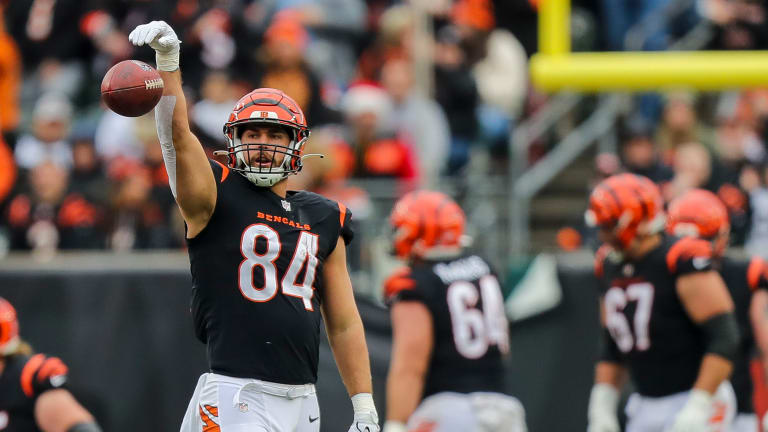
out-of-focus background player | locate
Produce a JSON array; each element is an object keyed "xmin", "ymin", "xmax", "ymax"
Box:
[
  {"xmin": 667, "ymin": 189, "xmax": 768, "ymax": 432},
  {"xmin": 586, "ymin": 173, "xmax": 739, "ymax": 432},
  {"xmin": 0, "ymin": 297, "xmax": 100, "ymax": 432},
  {"xmin": 381, "ymin": 191, "xmax": 526, "ymax": 432}
]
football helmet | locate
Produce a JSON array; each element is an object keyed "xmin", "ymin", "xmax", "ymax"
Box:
[
  {"xmin": 222, "ymin": 88, "xmax": 311, "ymax": 187},
  {"xmin": 389, "ymin": 190, "xmax": 466, "ymax": 259},
  {"xmin": 0, "ymin": 297, "xmax": 20, "ymax": 356},
  {"xmin": 585, "ymin": 173, "xmax": 665, "ymax": 250},
  {"xmin": 667, "ymin": 189, "xmax": 729, "ymax": 240}
]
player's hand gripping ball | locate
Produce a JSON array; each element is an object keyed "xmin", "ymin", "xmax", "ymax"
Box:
[{"xmin": 100, "ymin": 60, "xmax": 164, "ymax": 117}]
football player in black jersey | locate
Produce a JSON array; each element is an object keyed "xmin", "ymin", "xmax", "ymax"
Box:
[
  {"xmin": 381, "ymin": 191, "xmax": 527, "ymax": 432},
  {"xmin": 129, "ymin": 21, "xmax": 379, "ymax": 432},
  {"xmin": 586, "ymin": 174, "xmax": 740, "ymax": 432},
  {"xmin": 0, "ymin": 297, "xmax": 100, "ymax": 432},
  {"xmin": 667, "ymin": 189, "xmax": 768, "ymax": 432}
]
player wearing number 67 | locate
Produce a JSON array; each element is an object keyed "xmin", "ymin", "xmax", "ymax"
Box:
[
  {"xmin": 381, "ymin": 191, "xmax": 527, "ymax": 432},
  {"xmin": 128, "ymin": 21, "xmax": 379, "ymax": 432},
  {"xmin": 586, "ymin": 174, "xmax": 740, "ymax": 432}
]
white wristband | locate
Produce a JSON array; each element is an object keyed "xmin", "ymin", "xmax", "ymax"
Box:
[
  {"xmin": 156, "ymin": 45, "xmax": 180, "ymax": 72},
  {"xmin": 351, "ymin": 393, "xmax": 377, "ymax": 414},
  {"xmin": 588, "ymin": 383, "xmax": 619, "ymax": 419},
  {"xmin": 382, "ymin": 420, "xmax": 407, "ymax": 432}
]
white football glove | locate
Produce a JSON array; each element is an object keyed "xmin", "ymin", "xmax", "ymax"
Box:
[
  {"xmin": 665, "ymin": 389, "xmax": 712, "ymax": 432},
  {"xmin": 128, "ymin": 21, "xmax": 180, "ymax": 71},
  {"xmin": 349, "ymin": 393, "xmax": 380, "ymax": 432},
  {"xmin": 587, "ymin": 383, "xmax": 620, "ymax": 432},
  {"xmin": 762, "ymin": 412, "xmax": 768, "ymax": 432}
]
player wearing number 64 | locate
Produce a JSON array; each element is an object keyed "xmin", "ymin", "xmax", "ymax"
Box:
[
  {"xmin": 128, "ymin": 20, "xmax": 379, "ymax": 432},
  {"xmin": 381, "ymin": 191, "xmax": 528, "ymax": 432},
  {"xmin": 587, "ymin": 174, "xmax": 740, "ymax": 432}
]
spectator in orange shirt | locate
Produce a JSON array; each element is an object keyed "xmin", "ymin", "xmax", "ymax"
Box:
[{"xmin": 0, "ymin": 5, "xmax": 21, "ymax": 147}]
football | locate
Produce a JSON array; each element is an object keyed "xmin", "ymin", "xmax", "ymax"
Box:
[{"xmin": 100, "ymin": 60, "xmax": 164, "ymax": 117}]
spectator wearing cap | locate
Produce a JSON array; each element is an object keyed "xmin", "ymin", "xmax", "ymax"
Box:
[
  {"xmin": 619, "ymin": 116, "xmax": 673, "ymax": 184},
  {"xmin": 381, "ymin": 57, "xmax": 450, "ymax": 185},
  {"xmin": 241, "ymin": 0, "xmax": 367, "ymax": 86},
  {"xmin": 14, "ymin": 93, "xmax": 74, "ymax": 171},
  {"xmin": 252, "ymin": 13, "xmax": 340, "ymax": 127}
]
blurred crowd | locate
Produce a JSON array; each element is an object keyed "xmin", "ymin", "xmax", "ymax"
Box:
[
  {"xmin": 0, "ymin": 0, "xmax": 534, "ymax": 256},
  {"xmin": 1, "ymin": 0, "xmax": 768, "ymax": 257},
  {"xmin": 559, "ymin": 89, "xmax": 768, "ymax": 260}
]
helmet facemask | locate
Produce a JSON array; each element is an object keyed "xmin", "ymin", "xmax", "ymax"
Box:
[{"xmin": 225, "ymin": 121, "xmax": 310, "ymax": 187}]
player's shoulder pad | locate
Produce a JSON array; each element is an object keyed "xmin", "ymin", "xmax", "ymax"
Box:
[
  {"xmin": 19, "ymin": 353, "xmax": 68, "ymax": 398},
  {"xmin": 747, "ymin": 255, "xmax": 768, "ymax": 292},
  {"xmin": 291, "ymin": 191, "xmax": 354, "ymax": 245},
  {"xmin": 383, "ymin": 267, "xmax": 419, "ymax": 304},
  {"xmin": 209, "ymin": 159, "xmax": 231, "ymax": 184},
  {"xmin": 665, "ymin": 236, "xmax": 713, "ymax": 275},
  {"xmin": 594, "ymin": 244, "xmax": 612, "ymax": 279}
]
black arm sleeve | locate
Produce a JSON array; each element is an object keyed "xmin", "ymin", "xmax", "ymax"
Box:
[{"xmin": 699, "ymin": 312, "xmax": 740, "ymax": 362}]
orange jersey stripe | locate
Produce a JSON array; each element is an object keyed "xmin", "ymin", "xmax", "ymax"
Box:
[
  {"xmin": 748, "ymin": 256, "xmax": 766, "ymax": 292},
  {"xmin": 338, "ymin": 202, "xmax": 347, "ymax": 228},
  {"xmin": 666, "ymin": 237, "xmax": 713, "ymax": 274},
  {"xmin": 36, "ymin": 357, "xmax": 67, "ymax": 382},
  {"xmin": 20, "ymin": 354, "xmax": 45, "ymax": 397},
  {"xmin": 213, "ymin": 161, "xmax": 230, "ymax": 183}
]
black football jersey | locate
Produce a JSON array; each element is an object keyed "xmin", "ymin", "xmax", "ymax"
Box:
[
  {"xmin": 0, "ymin": 354, "xmax": 69, "ymax": 432},
  {"xmin": 187, "ymin": 161, "xmax": 353, "ymax": 384},
  {"xmin": 595, "ymin": 235, "xmax": 717, "ymax": 397},
  {"xmin": 718, "ymin": 256, "xmax": 768, "ymax": 414},
  {"xmin": 384, "ymin": 254, "xmax": 510, "ymax": 399}
]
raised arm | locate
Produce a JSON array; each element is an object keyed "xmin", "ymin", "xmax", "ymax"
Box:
[{"xmin": 129, "ymin": 21, "xmax": 216, "ymax": 237}]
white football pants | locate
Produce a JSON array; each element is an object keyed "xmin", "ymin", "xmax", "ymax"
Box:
[
  {"xmin": 731, "ymin": 413, "xmax": 758, "ymax": 432},
  {"xmin": 180, "ymin": 373, "xmax": 320, "ymax": 432},
  {"xmin": 625, "ymin": 381, "xmax": 736, "ymax": 432},
  {"xmin": 407, "ymin": 391, "xmax": 527, "ymax": 432}
]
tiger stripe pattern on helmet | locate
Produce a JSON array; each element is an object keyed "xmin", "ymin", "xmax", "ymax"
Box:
[
  {"xmin": 389, "ymin": 190, "xmax": 466, "ymax": 259},
  {"xmin": 0, "ymin": 297, "xmax": 19, "ymax": 355},
  {"xmin": 667, "ymin": 189, "xmax": 729, "ymax": 240},
  {"xmin": 586, "ymin": 173, "xmax": 665, "ymax": 250}
]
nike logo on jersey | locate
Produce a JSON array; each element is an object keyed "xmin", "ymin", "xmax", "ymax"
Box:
[
  {"xmin": 309, "ymin": 415, "xmax": 319, "ymax": 423},
  {"xmin": 693, "ymin": 257, "xmax": 710, "ymax": 270}
]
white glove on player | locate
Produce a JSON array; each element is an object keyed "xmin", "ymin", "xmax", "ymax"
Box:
[
  {"xmin": 349, "ymin": 393, "xmax": 380, "ymax": 432},
  {"xmin": 587, "ymin": 383, "xmax": 620, "ymax": 432},
  {"xmin": 763, "ymin": 412, "xmax": 768, "ymax": 432},
  {"xmin": 665, "ymin": 389, "xmax": 712, "ymax": 432},
  {"xmin": 128, "ymin": 21, "xmax": 180, "ymax": 71}
]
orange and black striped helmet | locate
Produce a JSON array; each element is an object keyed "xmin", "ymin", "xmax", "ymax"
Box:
[
  {"xmin": 0, "ymin": 297, "xmax": 19, "ymax": 355},
  {"xmin": 585, "ymin": 173, "xmax": 665, "ymax": 250},
  {"xmin": 667, "ymin": 189, "xmax": 729, "ymax": 240},
  {"xmin": 389, "ymin": 190, "xmax": 466, "ymax": 259}
]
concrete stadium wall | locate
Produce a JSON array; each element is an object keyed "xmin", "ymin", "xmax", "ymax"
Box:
[{"xmin": 0, "ymin": 252, "xmax": 602, "ymax": 432}]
